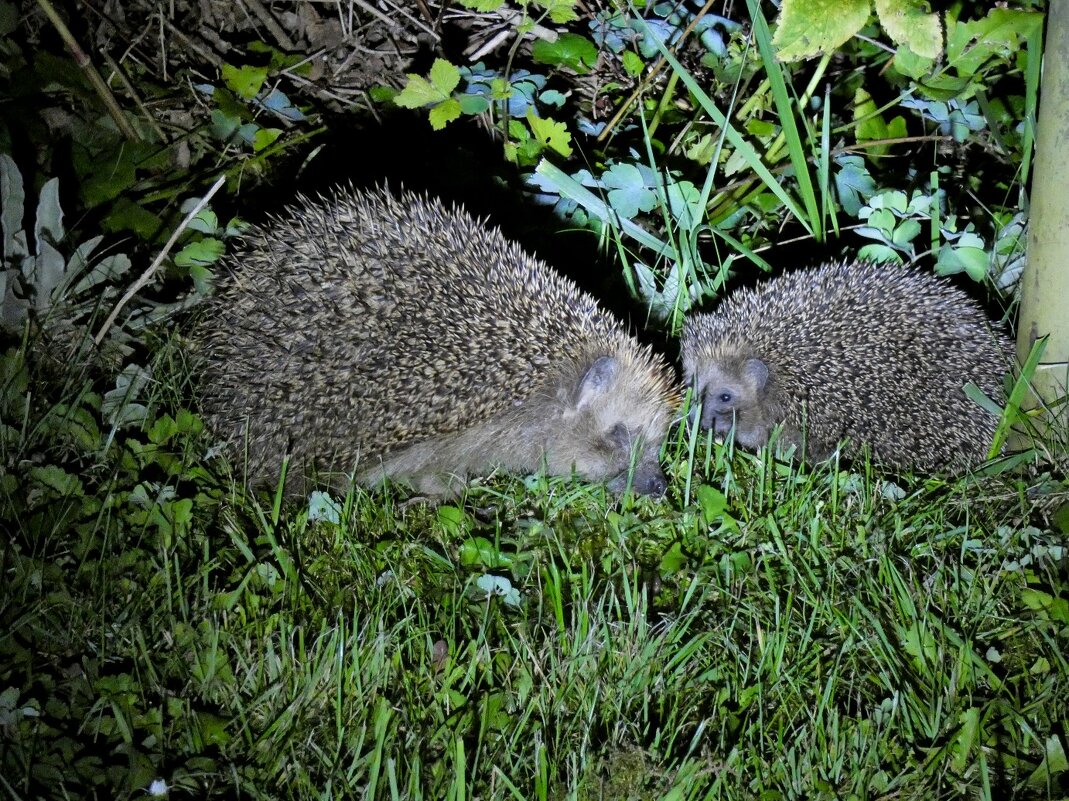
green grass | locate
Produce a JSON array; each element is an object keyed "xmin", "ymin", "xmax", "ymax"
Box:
[{"xmin": 2, "ymin": 345, "xmax": 1067, "ymax": 800}]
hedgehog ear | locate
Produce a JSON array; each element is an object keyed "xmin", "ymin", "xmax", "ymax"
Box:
[
  {"xmin": 574, "ymin": 355, "xmax": 618, "ymax": 410},
  {"xmin": 743, "ymin": 358, "xmax": 769, "ymax": 390}
]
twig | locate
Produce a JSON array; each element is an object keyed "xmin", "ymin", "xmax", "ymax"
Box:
[
  {"xmin": 35, "ymin": 0, "xmax": 140, "ymax": 141},
  {"xmin": 101, "ymin": 51, "xmax": 169, "ymax": 143},
  {"xmin": 242, "ymin": 0, "xmax": 298, "ymax": 51},
  {"xmin": 94, "ymin": 175, "xmax": 227, "ymax": 346},
  {"xmin": 374, "ymin": 0, "xmax": 438, "ymax": 39}
]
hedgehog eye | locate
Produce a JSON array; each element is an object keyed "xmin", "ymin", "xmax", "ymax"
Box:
[
  {"xmin": 606, "ymin": 422, "xmax": 631, "ymax": 449},
  {"xmin": 717, "ymin": 391, "xmax": 734, "ymax": 404}
]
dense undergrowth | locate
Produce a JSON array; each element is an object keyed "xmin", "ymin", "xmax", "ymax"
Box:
[{"xmin": 2, "ymin": 0, "xmax": 1068, "ymax": 798}]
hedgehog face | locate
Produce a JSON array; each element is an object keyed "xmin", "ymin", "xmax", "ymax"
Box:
[
  {"xmin": 689, "ymin": 357, "xmax": 775, "ymax": 449},
  {"xmin": 544, "ymin": 355, "xmax": 671, "ymax": 495}
]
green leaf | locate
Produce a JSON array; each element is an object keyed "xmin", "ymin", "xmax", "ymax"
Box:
[
  {"xmin": 695, "ymin": 485, "xmax": 729, "ymax": 525},
  {"xmin": 893, "ymin": 45, "xmax": 935, "ymax": 80},
  {"xmin": 875, "ymin": 0, "xmax": 942, "ymax": 60},
  {"xmin": 773, "ymin": 0, "xmax": 871, "ymax": 61},
  {"xmin": 621, "ymin": 51, "xmax": 644, "ymax": 77},
  {"xmin": 0, "ymin": 2, "xmax": 17, "ymax": 36},
  {"xmin": 602, "ymin": 162, "xmax": 656, "ymax": 218},
  {"xmin": 936, "ymin": 245, "xmax": 988, "ymax": 279},
  {"xmin": 537, "ymin": 0, "xmax": 579, "ymax": 24},
  {"xmin": 531, "ymin": 33, "xmax": 597, "ymax": 73},
  {"xmin": 1053, "ymin": 501, "xmax": 1069, "ymax": 535},
  {"xmin": 102, "ymin": 199, "xmax": 163, "ymax": 239},
  {"xmin": 395, "ymin": 60, "xmax": 462, "ymax": 127},
  {"xmin": 252, "ymin": 128, "xmax": 282, "ymax": 152},
  {"xmin": 891, "ymin": 218, "xmax": 921, "ymax": 246},
  {"xmin": 221, "ymin": 63, "xmax": 269, "ymax": 100},
  {"xmin": 659, "ymin": 541, "xmax": 686, "ymax": 574},
  {"xmin": 175, "ymin": 238, "xmax": 225, "ymax": 268},
  {"xmin": 1020, "ymin": 589, "xmax": 1069, "ymax": 624},
  {"xmin": 428, "ymin": 98, "xmax": 463, "ymax": 130},
  {"xmin": 946, "ymin": 9, "xmax": 1043, "ymax": 78},
  {"xmin": 395, "ymin": 76, "xmax": 449, "ymax": 109},
  {"xmin": 429, "ymin": 58, "xmax": 461, "ymax": 95},
  {"xmin": 859, "ymin": 243, "xmax": 902, "ymax": 263},
  {"xmin": 187, "ymin": 209, "xmax": 219, "ymax": 235},
  {"xmin": 1028, "ymin": 735, "xmax": 1069, "ymax": 787},
  {"xmin": 437, "ymin": 505, "xmax": 472, "ymax": 537},
  {"xmin": 457, "ymin": 0, "xmax": 504, "ymax": 10},
  {"xmin": 854, "ymin": 87, "xmax": 908, "ymax": 156},
  {"xmin": 459, "ymin": 537, "xmax": 512, "ymax": 569},
  {"xmin": 458, "ymin": 94, "xmax": 490, "ymax": 115},
  {"xmin": 475, "ymin": 574, "xmax": 522, "ymax": 607},
  {"xmin": 30, "ymin": 465, "xmax": 84, "ymax": 497},
  {"xmin": 209, "ymin": 108, "xmax": 241, "ymax": 141},
  {"xmin": 525, "ymin": 110, "xmax": 572, "ymax": 157},
  {"xmin": 949, "ymin": 707, "xmax": 980, "ymax": 775}
]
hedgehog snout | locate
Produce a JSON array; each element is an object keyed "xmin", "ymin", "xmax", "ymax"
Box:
[{"xmin": 607, "ymin": 464, "xmax": 668, "ymax": 496}]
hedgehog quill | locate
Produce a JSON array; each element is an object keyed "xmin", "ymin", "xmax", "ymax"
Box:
[
  {"xmin": 192, "ymin": 186, "xmax": 681, "ymax": 497},
  {"xmin": 682, "ymin": 260, "xmax": 1014, "ymax": 471}
]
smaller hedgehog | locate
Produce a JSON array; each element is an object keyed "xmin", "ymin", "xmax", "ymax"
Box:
[
  {"xmin": 681, "ymin": 261, "xmax": 1013, "ymax": 471},
  {"xmin": 192, "ymin": 186, "xmax": 681, "ymax": 497}
]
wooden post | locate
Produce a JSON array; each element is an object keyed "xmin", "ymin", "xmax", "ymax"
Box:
[{"xmin": 1020, "ymin": 2, "xmax": 1069, "ymax": 441}]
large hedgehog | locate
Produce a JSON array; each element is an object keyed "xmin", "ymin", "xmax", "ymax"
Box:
[
  {"xmin": 192, "ymin": 186, "xmax": 680, "ymax": 496},
  {"xmin": 681, "ymin": 260, "xmax": 1014, "ymax": 471}
]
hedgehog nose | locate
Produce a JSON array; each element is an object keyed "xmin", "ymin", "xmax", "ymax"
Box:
[{"xmin": 634, "ymin": 469, "xmax": 668, "ymax": 497}]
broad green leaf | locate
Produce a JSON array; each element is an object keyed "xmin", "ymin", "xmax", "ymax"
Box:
[
  {"xmin": 429, "ymin": 58, "xmax": 461, "ymax": 95},
  {"xmin": 457, "ymin": 0, "xmax": 504, "ymax": 10},
  {"xmin": 0, "ymin": 1, "xmax": 17, "ymax": 36},
  {"xmin": 526, "ymin": 110, "xmax": 572, "ymax": 157},
  {"xmin": 187, "ymin": 209, "xmax": 219, "ymax": 235},
  {"xmin": 429, "ymin": 98, "xmax": 463, "ymax": 130},
  {"xmin": 175, "ymin": 238, "xmax": 225, "ymax": 268},
  {"xmin": 221, "ymin": 63, "xmax": 269, "ymax": 100},
  {"xmin": 395, "ymin": 75, "xmax": 449, "ymax": 108},
  {"xmin": 854, "ymin": 87, "xmax": 908, "ymax": 156},
  {"xmin": 252, "ymin": 127, "xmax": 282, "ymax": 152},
  {"xmin": 30, "ymin": 465, "xmax": 83, "ymax": 497},
  {"xmin": 659, "ymin": 542, "xmax": 686, "ymax": 574},
  {"xmin": 621, "ymin": 51, "xmax": 644, "ymax": 77},
  {"xmin": 209, "ymin": 108, "xmax": 241, "ymax": 141},
  {"xmin": 537, "ymin": 0, "xmax": 579, "ymax": 24},
  {"xmin": 101, "ymin": 199, "xmax": 163, "ymax": 239},
  {"xmin": 773, "ymin": 0, "xmax": 870, "ymax": 61},
  {"xmin": 1021, "ymin": 588, "xmax": 1069, "ymax": 624},
  {"xmin": 531, "ymin": 33, "xmax": 597, "ymax": 73},
  {"xmin": 875, "ymin": 0, "xmax": 942, "ymax": 59},
  {"xmin": 893, "ymin": 45, "xmax": 935, "ymax": 79},
  {"xmin": 1028, "ymin": 735, "xmax": 1069, "ymax": 787},
  {"xmin": 459, "ymin": 537, "xmax": 512, "ymax": 569},
  {"xmin": 458, "ymin": 94, "xmax": 490, "ymax": 115},
  {"xmin": 695, "ymin": 485, "xmax": 729, "ymax": 526},
  {"xmin": 437, "ymin": 505, "xmax": 472, "ymax": 537},
  {"xmin": 0, "ymin": 153, "xmax": 27, "ymax": 262},
  {"xmin": 891, "ymin": 219, "xmax": 921, "ymax": 246},
  {"xmin": 34, "ymin": 177, "xmax": 63, "ymax": 247},
  {"xmin": 602, "ymin": 162, "xmax": 656, "ymax": 218},
  {"xmin": 946, "ymin": 9, "xmax": 1043, "ymax": 78},
  {"xmin": 949, "ymin": 707, "xmax": 980, "ymax": 775}
]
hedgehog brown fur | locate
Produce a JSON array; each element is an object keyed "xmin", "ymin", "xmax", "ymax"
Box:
[
  {"xmin": 191, "ymin": 186, "xmax": 681, "ymax": 496},
  {"xmin": 681, "ymin": 260, "xmax": 1014, "ymax": 471}
]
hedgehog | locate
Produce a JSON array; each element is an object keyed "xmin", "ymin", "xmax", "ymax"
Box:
[
  {"xmin": 191, "ymin": 186, "xmax": 681, "ymax": 497},
  {"xmin": 681, "ymin": 260, "xmax": 1014, "ymax": 471}
]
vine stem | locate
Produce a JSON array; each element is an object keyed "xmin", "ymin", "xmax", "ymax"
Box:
[{"xmin": 35, "ymin": 0, "xmax": 139, "ymax": 141}]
